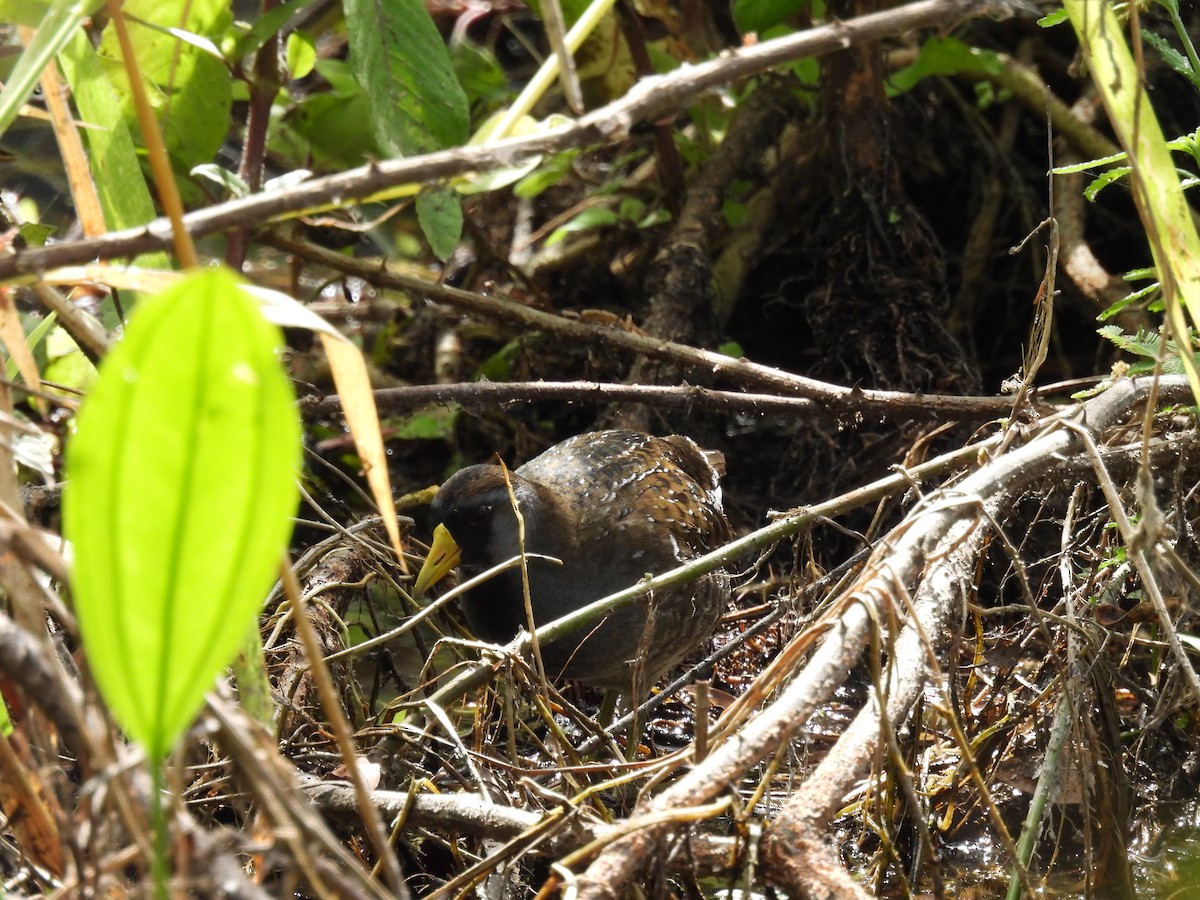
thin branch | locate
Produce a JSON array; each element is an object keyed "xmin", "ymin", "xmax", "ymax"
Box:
[{"xmin": 279, "ymin": 233, "xmax": 1020, "ymax": 421}]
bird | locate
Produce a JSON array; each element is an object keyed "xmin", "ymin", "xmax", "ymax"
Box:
[{"xmin": 413, "ymin": 430, "xmax": 733, "ymax": 690}]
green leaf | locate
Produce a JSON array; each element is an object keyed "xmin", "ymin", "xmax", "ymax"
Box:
[
  {"xmin": 43, "ymin": 326, "xmax": 97, "ymax": 394},
  {"xmin": 1098, "ymin": 281, "xmax": 1160, "ymax": 321},
  {"xmin": 477, "ymin": 338, "xmax": 528, "ymax": 381},
  {"xmin": 394, "ymin": 407, "xmax": 457, "ymax": 440},
  {"xmin": 618, "ymin": 197, "xmax": 646, "ymax": 221},
  {"xmin": 733, "ymin": 0, "xmax": 808, "ymax": 36},
  {"xmin": 887, "ymin": 37, "xmax": 1002, "ymax": 95},
  {"xmin": 1037, "ymin": 8, "xmax": 1069, "ymax": 26},
  {"xmin": 416, "ymin": 187, "xmax": 463, "ymax": 262},
  {"xmin": 17, "ymin": 223, "xmax": 55, "ymax": 247},
  {"xmin": 277, "ymin": 62, "xmax": 378, "ymax": 167},
  {"xmin": 1051, "ymin": 152, "xmax": 1129, "ymax": 173},
  {"xmin": 285, "ymin": 29, "xmax": 316, "ymax": 80},
  {"xmin": 0, "ymin": 0, "xmax": 53, "ymax": 28},
  {"xmin": 1083, "ymin": 166, "xmax": 1132, "ymax": 201},
  {"xmin": 511, "ymin": 149, "xmax": 578, "ymax": 198},
  {"xmin": 637, "ymin": 209, "xmax": 671, "ymax": 229},
  {"xmin": 546, "ymin": 207, "xmax": 620, "ymax": 246},
  {"xmin": 97, "ymin": 0, "xmax": 234, "ymax": 172},
  {"xmin": 0, "ymin": 0, "xmax": 102, "ymax": 137},
  {"xmin": 1143, "ymin": 29, "xmax": 1200, "ymax": 93},
  {"xmin": 64, "ymin": 268, "xmax": 300, "ymax": 761},
  {"xmin": 59, "ymin": 30, "xmax": 169, "ymax": 272},
  {"xmin": 229, "ymin": 0, "xmax": 316, "ymax": 59},
  {"xmin": 6, "ymin": 312, "xmax": 58, "ymax": 383},
  {"xmin": 342, "ymin": 0, "xmax": 469, "ymax": 157},
  {"xmin": 723, "ymin": 199, "xmax": 749, "ymax": 228},
  {"xmin": 190, "ymin": 163, "xmax": 249, "ymax": 198},
  {"xmin": 1097, "ymin": 325, "xmax": 1162, "ymax": 359}
]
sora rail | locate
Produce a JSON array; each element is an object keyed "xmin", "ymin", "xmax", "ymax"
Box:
[{"xmin": 413, "ymin": 430, "xmax": 733, "ymax": 689}]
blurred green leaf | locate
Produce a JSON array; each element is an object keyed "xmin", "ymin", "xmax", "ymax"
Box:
[
  {"xmin": 59, "ymin": 30, "xmax": 161, "ymax": 242},
  {"xmin": 416, "ymin": 187, "xmax": 463, "ymax": 262},
  {"xmin": 478, "ymin": 338, "xmax": 528, "ymax": 381},
  {"xmin": 97, "ymin": 0, "xmax": 234, "ymax": 173},
  {"xmin": 888, "ymin": 37, "xmax": 1001, "ymax": 95},
  {"xmin": 229, "ymin": 0, "xmax": 315, "ymax": 58},
  {"xmin": 512, "ymin": 150, "xmax": 577, "ymax": 198},
  {"xmin": 191, "ymin": 163, "xmax": 249, "ymax": 199},
  {"xmin": 546, "ymin": 207, "xmax": 619, "ymax": 246},
  {"xmin": 277, "ymin": 62, "xmax": 379, "ymax": 167},
  {"xmin": 618, "ymin": 197, "xmax": 645, "ymax": 221},
  {"xmin": 64, "ymin": 268, "xmax": 300, "ymax": 761},
  {"xmin": 285, "ymin": 29, "xmax": 316, "ymax": 80},
  {"xmin": 394, "ymin": 407, "xmax": 457, "ymax": 440},
  {"xmin": 733, "ymin": 0, "xmax": 808, "ymax": 36},
  {"xmin": 0, "ymin": 0, "xmax": 101, "ymax": 136},
  {"xmin": 43, "ymin": 327, "xmax": 97, "ymax": 395},
  {"xmin": 17, "ymin": 223, "xmax": 54, "ymax": 246}
]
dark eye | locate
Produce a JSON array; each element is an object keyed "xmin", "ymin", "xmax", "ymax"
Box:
[{"xmin": 458, "ymin": 503, "xmax": 492, "ymax": 528}]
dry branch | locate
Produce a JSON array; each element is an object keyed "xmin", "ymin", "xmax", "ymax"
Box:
[{"xmin": 276, "ymin": 233, "xmax": 1019, "ymax": 422}]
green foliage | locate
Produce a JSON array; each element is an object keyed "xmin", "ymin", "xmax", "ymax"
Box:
[
  {"xmin": 16, "ymin": 222, "xmax": 54, "ymax": 246},
  {"xmin": 0, "ymin": 0, "xmax": 101, "ymax": 136},
  {"xmin": 1065, "ymin": 0, "xmax": 1200, "ymax": 403},
  {"xmin": 96, "ymin": 0, "xmax": 233, "ymax": 173},
  {"xmin": 227, "ymin": 0, "xmax": 314, "ymax": 60},
  {"xmin": 43, "ymin": 326, "xmax": 97, "ymax": 394},
  {"xmin": 1147, "ymin": 0, "xmax": 1200, "ymax": 94},
  {"xmin": 887, "ymin": 36, "xmax": 1002, "ymax": 95},
  {"xmin": 64, "ymin": 268, "xmax": 301, "ymax": 761},
  {"xmin": 1097, "ymin": 326, "xmax": 1165, "ymax": 362},
  {"xmin": 513, "ymin": 150, "xmax": 581, "ymax": 199},
  {"xmin": 57, "ymin": 30, "xmax": 161, "ymax": 238},
  {"xmin": 394, "ymin": 406, "xmax": 458, "ymax": 440},
  {"xmin": 1052, "ymin": 131, "xmax": 1200, "ymax": 203},
  {"xmin": 276, "ymin": 60, "xmax": 379, "ymax": 167},
  {"xmin": 733, "ymin": 0, "xmax": 810, "ymax": 37},
  {"xmin": 450, "ymin": 41, "xmax": 511, "ymax": 118},
  {"xmin": 546, "ymin": 207, "xmax": 621, "ymax": 246},
  {"xmin": 342, "ymin": 0, "xmax": 470, "ymax": 253},
  {"xmin": 285, "ymin": 30, "xmax": 316, "ymax": 80},
  {"xmin": 416, "ymin": 187, "xmax": 465, "ymax": 262},
  {"xmin": 343, "ymin": 0, "xmax": 469, "ymax": 156},
  {"xmin": 1036, "ymin": 8, "xmax": 1069, "ymax": 27},
  {"xmin": 1095, "ymin": 325, "xmax": 1200, "ymax": 378},
  {"xmin": 1143, "ymin": 30, "xmax": 1200, "ymax": 92},
  {"xmin": 545, "ymin": 198, "xmax": 669, "ymax": 246},
  {"xmin": 478, "ymin": 338, "xmax": 530, "ymax": 381}
]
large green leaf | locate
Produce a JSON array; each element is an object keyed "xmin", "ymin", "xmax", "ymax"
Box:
[
  {"xmin": 96, "ymin": 0, "xmax": 233, "ymax": 172},
  {"xmin": 64, "ymin": 268, "xmax": 300, "ymax": 761},
  {"xmin": 342, "ymin": 0, "xmax": 469, "ymax": 157}
]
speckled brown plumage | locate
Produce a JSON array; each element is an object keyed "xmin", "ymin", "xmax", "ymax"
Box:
[{"xmin": 424, "ymin": 430, "xmax": 733, "ymax": 689}]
